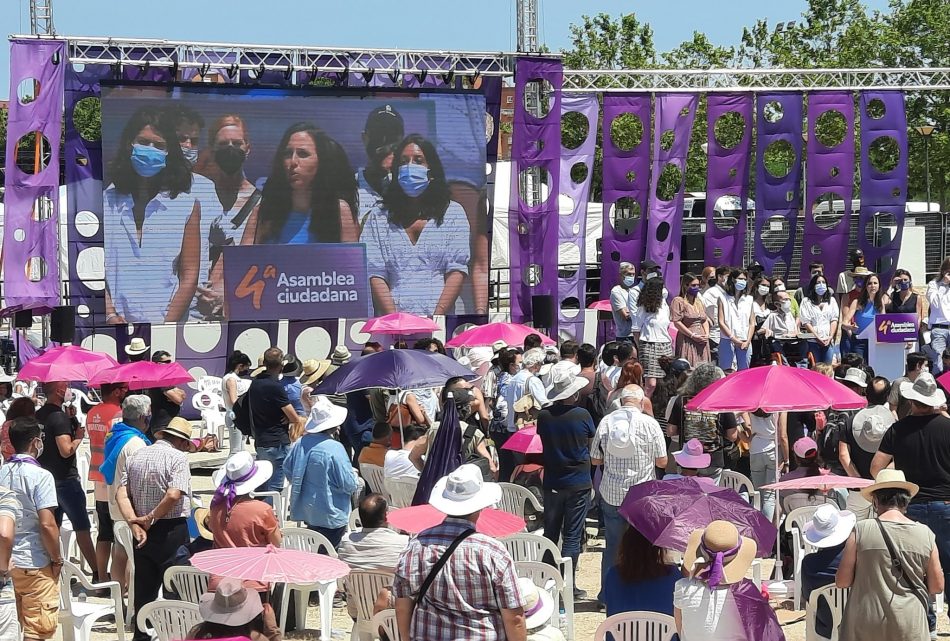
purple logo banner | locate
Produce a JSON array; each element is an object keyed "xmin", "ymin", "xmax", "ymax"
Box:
[
  {"xmin": 223, "ymin": 244, "xmax": 370, "ymax": 321},
  {"xmin": 875, "ymin": 313, "xmax": 918, "ymax": 343}
]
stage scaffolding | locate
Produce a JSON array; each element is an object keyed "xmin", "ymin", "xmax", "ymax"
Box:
[{"xmin": 11, "ymin": 35, "xmax": 950, "ymax": 93}]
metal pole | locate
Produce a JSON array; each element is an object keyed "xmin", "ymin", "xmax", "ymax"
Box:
[{"xmin": 925, "ymin": 135, "xmax": 932, "ymax": 210}]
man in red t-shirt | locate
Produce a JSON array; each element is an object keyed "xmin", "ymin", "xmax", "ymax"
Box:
[{"xmin": 86, "ymin": 382, "xmax": 128, "ymax": 583}]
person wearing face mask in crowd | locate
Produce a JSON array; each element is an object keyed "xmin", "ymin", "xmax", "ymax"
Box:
[
  {"xmin": 717, "ymin": 269, "xmax": 755, "ymax": 372},
  {"xmin": 842, "ymin": 274, "xmax": 889, "ymax": 361},
  {"xmin": 764, "ymin": 288, "xmax": 804, "ymax": 365},
  {"xmin": 770, "ymin": 278, "xmax": 798, "ymax": 317},
  {"xmin": 925, "ymin": 257, "xmax": 950, "ymax": 375},
  {"xmin": 360, "ymin": 134, "xmax": 471, "ymax": 316},
  {"xmin": 356, "ymin": 105, "xmax": 405, "ymax": 225},
  {"xmin": 170, "ymin": 106, "xmax": 204, "ymax": 170},
  {"xmin": 800, "ymin": 273, "xmax": 840, "ymax": 364},
  {"xmin": 103, "ymin": 106, "xmax": 201, "ymax": 325},
  {"xmin": 702, "ymin": 265, "xmax": 731, "ymax": 364},
  {"xmin": 194, "ymin": 115, "xmax": 263, "ymax": 319},
  {"xmin": 750, "ymin": 277, "xmax": 774, "ymax": 366},
  {"xmin": 627, "ymin": 259, "xmax": 666, "ymax": 343},
  {"xmin": 887, "ymin": 269, "xmax": 924, "ymax": 325},
  {"xmin": 671, "ymin": 273, "xmax": 710, "ymax": 368},
  {"xmin": 795, "ymin": 261, "xmax": 824, "ymax": 305},
  {"xmin": 836, "ymin": 249, "xmax": 867, "ymax": 300},
  {"xmin": 610, "ymin": 262, "xmax": 637, "ymax": 342}
]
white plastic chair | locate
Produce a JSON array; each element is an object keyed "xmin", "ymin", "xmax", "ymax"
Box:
[
  {"xmin": 349, "ymin": 508, "xmax": 362, "ymax": 532},
  {"xmin": 59, "ymin": 560, "xmax": 126, "ymax": 641},
  {"xmin": 720, "ymin": 470, "xmax": 762, "ymax": 511},
  {"xmin": 369, "ymin": 608, "xmax": 402, "ymax": 641},
  {"xmin": 785, "ymin": 505, "xmax": 822, "ymax": 610},
  {"xmin": 343, "ymin": 570, "xmax": 395, "ymax": 641},
  {"xmin": 502, "ymin": 534, "xmax": 575, "ymax": 641},
  {"xmin": 162, "ymin": 566, "xmax": 210, "ymax": 604},
  {"xmin": 805, "ymin": 584, "xmax": 849, "ymax": 641},
  {"xmin": 594, "ymin": 611, "xmax": 677, "ymax": 641},
  {"xmin": 386, "ymin": 477, "xmax": 418, "ymax": 508},
  {"xmin": 136, "ymin": 599, "xmax": 202, "ymax": 641},
  {"xmin": 113, "ymin": 521, "xmax": 137, "ymax": 626},
  {"xmin": 498, "ymin": 482, "xmax": 543, "ymax": 523},
  {"xmin": 278, "ymin": 527, "xmax": 339, "ymax": 634},
  {"xmin": 515, "ymin": 561, "xmax": 565, "ymax": 634},
  {"xmin": 360, "ymin": 463, "xmax": 388, "ymax": 499}
]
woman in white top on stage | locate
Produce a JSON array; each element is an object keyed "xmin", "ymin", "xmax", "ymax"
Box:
[
  {"xmin": 103, "ymin": 105, "xmax": 201, "ymax": 325},
  {"xmin": 360, "ymin": 134, "xmax": 470, "ymax": 316}
]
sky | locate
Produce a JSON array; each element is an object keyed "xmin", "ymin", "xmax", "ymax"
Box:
[{"xmin": 3, "ymin": 0, "xmax": 893, "ymax": 99}]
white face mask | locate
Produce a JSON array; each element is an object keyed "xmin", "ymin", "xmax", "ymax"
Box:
[
  {"xmin": 757, "ymin": 285, "xmax": 771, "ymax": 296},
  {"xmin": 781, "ymin": 300, "xmax": 792, "ymax": 312},
  {"xmin": 33, "ymin": 438, "xmax": 44, "ymax": 458}
]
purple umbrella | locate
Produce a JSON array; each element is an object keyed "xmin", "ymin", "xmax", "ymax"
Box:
[
  {"xmin": 619, "ymin": 478, "xmax": 778, "ymax": 558},
  {"xmin": 313, "ymin": 349, "xmax": 476, "ymax": 394},
  {"xmin": 411, "ymin": 394, "xmax": 462, "ymax": 506}
]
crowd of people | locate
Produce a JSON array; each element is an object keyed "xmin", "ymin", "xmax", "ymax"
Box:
[{"xmin": 1, "ymin": 254, "xmax": 950, "ymax": 640}]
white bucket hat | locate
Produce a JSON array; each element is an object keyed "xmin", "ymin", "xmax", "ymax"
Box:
[
  {"xmin": 542, "ymin": 360, "xmax": 580, "ymax": 390},
  {"xmin": 125, "ymin": 337, "xmax": 150, "ymax": 356},
  {"xmin": 900, "ymin": 373, "xmax": 946, "ymax": 407},
  {"xmin": 304, "ymin": 395, "xmax": 348, "ymax": 434},
  {"xmin": 837, "ymin": 367, "xmax": 867, "ymax": 388},
  {"xmin": 605, "ymin": 408, "xmax": 640, "ymax": 458},
  {"xmin": 429, "ymin": 463, "xmax": 502, "ymax": 516},
  {"xmin": 851, "ymin": 405, "xmax": 894, "ymax": 453},
  {"xmin": 212, "ymin": 451, "xmax": 273, "ymax": 497},
  {"xmin": 517, "ymin": 577, "xmax": 555, "ymax": 630},
  {"xmin": 803, "ymin": 505, "xmax": 856, "ymax": 548}
]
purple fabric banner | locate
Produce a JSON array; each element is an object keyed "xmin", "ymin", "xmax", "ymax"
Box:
[
  {"xmin": 556, "ymin": 93, "xmax": 598, "ymax": 340},
  {"xmin": 647, "ymin": 94, "xmax": 697, "ymax": 293},
  {"xmin": 222, "ymin": 244, "xmax": 371, "ymax": 321},
  {"xmin": 753, "ymin": 93, "xmax": 804, "ymax": 279},
  {"xmin": 508, "ymin": 57, "xmax": 562, "ymax": 324},
  {"xmin": 706, "ymin": 94, "xmax": 753, "ymax": 268},
  {"xmin": 801, "ymin": 92, "xmax": 855, "ymax": 286},
  {"xmin": 65, "ymin": 63, "xmax": 112, "ymax": 328},
  {"xmin": 3, "ymin": 40, "xmax": 65, "ymax": 311},
  {"xmin": 858, "ymin": 92, "xmax": 907, "ymax": 281},
  {"xmin": 287, "ymin": 319, "xmax": 339, "ymax": 361},
  {"xmin": 600, "ymin": 94, "xmax": 651, "ymax": 299}
]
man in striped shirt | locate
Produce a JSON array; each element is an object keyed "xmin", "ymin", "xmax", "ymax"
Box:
[
  {"xmin": 591, "ymin": 384, "xmax": 667, "ymax": 606},
  {"xmin": 393, "ymin": 464, "xmax": 526, "ymax": 641}
]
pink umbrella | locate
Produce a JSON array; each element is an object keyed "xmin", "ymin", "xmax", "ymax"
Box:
[
  {"xmin": 501, "ymin": 425, "xmax": 542, "ymax": 454},
  {"xmin": 387, "ymin": 505, "xmax": 526, "ymax": 537},
  {"xmin": 445, "ymin": 322, "xmax": 555, "ymax": 348},
  {"xmin": 363, "ymin": 312, "xmax": 440, "ymax": 335},
  {"xmin": 685, "ymin": 365, "xmax": 867, "ymax": 413},
  {"xmin": 588, "ymin": 299, "xmax": 612, "ymax": 312},
  {"xmin": 89, "ymin": 361, "xmax": 194, "ymax": 390},
  {"xmin": 18, "ymin": 345, "xmax": 119, "ymax": 383},
  {"xmin": 762, "ymin": 473, "xmax": 874, "ymax": 491},
  {"xmin": 190, "ymin": 545, "xmax": 350, "ymax": 584}
]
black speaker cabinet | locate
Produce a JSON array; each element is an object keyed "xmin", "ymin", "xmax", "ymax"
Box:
[
  {"xmin": 50, "ymin": 306, "xmax": 76, "ymax": 344},
  {"xmin": 531, "ymin": 294, "xmax": 555, "ymax": 329}
]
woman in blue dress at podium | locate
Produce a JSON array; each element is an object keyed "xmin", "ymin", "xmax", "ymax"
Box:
[{"xmin": 842, "ymin": 274, "xmax": 889, "ymax": 360}]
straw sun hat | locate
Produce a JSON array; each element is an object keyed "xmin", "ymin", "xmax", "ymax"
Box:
[{"xmin": 683, "ymin": 520, "xmax": 757, "ymax": 586}]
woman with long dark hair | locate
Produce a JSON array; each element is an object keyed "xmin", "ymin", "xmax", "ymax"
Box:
[
  {"xmin": 603, "ymin": 524, "xmax": 680, "ymax": 617},
  {"xmin": 360, "ymin": 134, "xmax": 471, "ymax": 316},
  {"xmin": 633, "ymin": 278, "xmax": 673, "ymax": 398},
  {"xmin": 842, "ymin": 273, "xmax": 889, "ymax": 361},
  {"xmin": 717, "ymin": 269, "xmax": 755, "ymax": 372},
  {"xmin": 799, "ymin": 273, "xmax": 840, "ymax": 364},
  {"xmin": 671, "ymin": 272, "xmax": 710, "ymax": 367},
  {"xmin": 243, "ymin": 122, "xmax": 358, "ymax": 245},
  {"xmin": 103, "ymin": 105, "xmax": 201, "ymax": 324},
  {"xmin": 887, "ymin": 268, "xmax": 924, "ymax": 325}
]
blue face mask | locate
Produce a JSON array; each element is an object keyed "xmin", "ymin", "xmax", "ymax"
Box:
[
  {"xmin": 899, "ymin": 281, "xmax": 911, "ymax": 291},
  {"xmin": 815, "ymin": 283, "xmax": 828, "ymax": 296},
  {"xmin": 734, "ymin": 279, "xmax": 747, "ymax": 292},
  {"xmin": 623, "ymin": 276, "xmax": 636, "ymax": 287},
  {"xmin": 398, "ymin": 163, "xmax": 430, "ymax": 197},
  {"xmin": 854, "ymin": 278, "xmax": 866, "ymax": 289},
  {"xmin": 131, "ymin": 144, "xmax": 168, "ymax": 178}
]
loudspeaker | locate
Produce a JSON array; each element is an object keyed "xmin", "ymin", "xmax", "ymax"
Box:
[
  {"xmin": 50, "ymin": 306, "xmax": 76, "ymax": 344},
  {"xmin": 531, "ymin": 294, "xmax": 555, "ymax": 329},
  {"xmin": 13, "ymin": 311, "xmax": 32, "ymax": 329},
  {"xmin": 683, "ymin": 233, "xmax": 704, "ymax": 262}
]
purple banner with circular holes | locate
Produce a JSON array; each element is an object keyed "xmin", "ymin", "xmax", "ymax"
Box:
[
  {"xmin": 600, "ymin": 94, "xmax": 652, "ymax": 299},
  {"xmin": 647, "ymin": 94, "xmax": 697, "ymax": 294},
  {"xmin": 858, "ymin": 92, "xmax": 907, "ymax": 282},
  {"xmin": 3, "ymin": 39, "xmax": 66, "ymax": 312},
  {"xmin": 508, "ymin": 57, "xmax": 562, "ymax": 324},
  {"xmin": 556, "ymin": 93, "xmax": 597, "ymax": 340},
  {"xmin": 801, "ymin": 92, "xmax": 855, "ymax": 286},
  {"xmin": 706, "ymin": 94, "xmax": 753, "ymax": 269},
  {"xmin": 753, "ymin": 93, "xmax": 804, "ymax": 280}
]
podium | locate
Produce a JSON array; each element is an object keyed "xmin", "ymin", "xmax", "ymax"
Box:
[{"xmin": 858, "ymin": 313, "xmax": 918, "ymax": 380}]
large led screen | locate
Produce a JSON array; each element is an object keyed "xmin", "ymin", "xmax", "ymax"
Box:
[{"xmin": 100, "ymin": 83, "xmax": 490, "ymax": 323}]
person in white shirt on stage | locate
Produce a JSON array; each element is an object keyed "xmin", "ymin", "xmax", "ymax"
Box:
[
  {"xmin": 610, "ymin": 262, "xmax": 637, "ymax": 342},
  {"xmin": 925, "ymin": 257, "xmax": 950, "ymax": 374}
]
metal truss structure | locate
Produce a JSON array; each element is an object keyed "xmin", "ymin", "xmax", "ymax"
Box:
[{"xmin": 561, "ymin": 67, "xmax": 950, "ymax": 93}]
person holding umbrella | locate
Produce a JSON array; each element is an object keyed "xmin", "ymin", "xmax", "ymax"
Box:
[{"xmin": 673, "ymin": 520, "xmax": 784, "ymax": 641}]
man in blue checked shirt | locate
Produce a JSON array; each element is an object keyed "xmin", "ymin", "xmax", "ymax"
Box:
[{"xmin": 284, "ymin": 396, "xmax": 358, "ymax": 547}]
